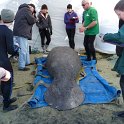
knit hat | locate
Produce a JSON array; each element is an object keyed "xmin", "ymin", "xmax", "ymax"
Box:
[
  {"xmin": 41, "ymin": 4, "xmax": 48, "ymax": 10},
  {"xmin": 28, "ymin": 3, "xmax": 36, "ymax": 14},
  {"xmin": 1, "ymin": 9, "xmax": 14, "ymax": 23}
]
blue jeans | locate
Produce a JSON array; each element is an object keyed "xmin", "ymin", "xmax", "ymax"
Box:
[{"xmin": 14, "ymin": 36, "xmax": 30, "ymax": 69}]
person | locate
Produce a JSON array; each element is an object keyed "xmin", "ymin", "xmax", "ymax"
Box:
[
  {"xmin": 102, "ymin": 0, "xmax": 124, "ymax": 118},
  {"xmin": 36, "ymin": 4, "xmax": 52, "ymax": 53},
  {"xmin": 79, "ymin": 0, "xmax": 99, "ymax": 61},
  {"xmin": 13, "ymin": 3, "xmax": 36, "ymax": 71},
  {"xmin": 64, "ymin": 4, "xmax": 79, "ymax": 49},
  {"xmin": 0, "ymin": 9, "xmax": 18, "ymax": 111}
]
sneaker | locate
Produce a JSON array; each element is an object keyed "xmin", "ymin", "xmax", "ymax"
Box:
[
  {"xmin": 19, "ymin": 67, "xmax": 30, "ymax": 71},
  {"xmin": 3, "ymin": 105, "xmax": 18, "ymax": 112},
  {"xmin": 26, "ymin": 62, "xmax": 35, "ymax": 66},
  {"xmin": 9, "ymin": 97, "xmax": 17, "ymax": 104},
  {"xmin": 117, "ymin": 111, "xmax": 124, "ymax": 118}
]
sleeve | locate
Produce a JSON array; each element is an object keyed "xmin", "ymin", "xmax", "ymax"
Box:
[
  {"xmin": 103, "ymin": 25, "xmax": 124, "ymax": 44},
  {"xmin": 82, "ymin": 12, "xmax": 85, "ymax": 23},
  {"xmin": 25, "ymin": 9, "xmax": 36, "ymax": 25},
  {"xmin": 64, "ymin": 13, "xmax": 69, "ymax": 24},
  {"xmin": 90, "ymin": 9, "xmax": 98, "ymax": 22},
  {"xmin": 48, "ymin": 15, "xmax": 52, "ymax": 32},
  {"xmin": 36, "ymin": 14, "xmax": 43, "ymax": 29},
  {"xmin": 74, "ymin": 13, "xmax": 79, "ymax": 23},
  {"xmin": 6, "ymin": 29, "xmax": 15, "ymax": 55}
]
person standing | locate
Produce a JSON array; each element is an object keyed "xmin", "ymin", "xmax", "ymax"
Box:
[
  {"xmin": 13, "ymin": 3, "xmax": 36, "ymax": 71},
  {"xmin": 102, "ymin": 0, "xmax": 124, "ymax": 118},
  {"xmin": 79, "ymin": 0, "xmax": 99, "ymax": 61},
  {"xmin": 64, "ymin": 4, "xmax": 79, "ymax": 49},
  {"xmin": 36, "ymin": 4, "xmax": 52, "ymax": 53},
  {"xmin": 0, "ymin": 9, "xmax": 18, "ymax": 111}
]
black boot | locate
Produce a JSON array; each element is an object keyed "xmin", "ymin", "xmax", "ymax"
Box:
[{"xmin": 117, "ymin": 111, "xmax": 124, "ymax": 118}]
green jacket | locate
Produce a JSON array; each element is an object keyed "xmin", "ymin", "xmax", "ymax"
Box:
[{"xmin": 103, "ymin": 25, "xmax": 124, "ymax": 75}]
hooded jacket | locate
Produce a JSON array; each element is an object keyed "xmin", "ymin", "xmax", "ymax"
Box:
[
  {"xmin": 0, "ymin": 25, "xmax": 15, "ymax": 72},
  {"xmin": 36, "ymin": 12, "xmax": 52, "ymax": 32},
  {"xmin": 13, "ymin": 4, "xmax": 36, "ymax": 40}
]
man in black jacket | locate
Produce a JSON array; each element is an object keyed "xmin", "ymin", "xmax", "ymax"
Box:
[
  {"xmin": 0, "ymin": 9, "xmax": 18, "ymax": 111},
  {"xmin": 13, "ymin": 3, "xmax": 36, "ymax": 71}
]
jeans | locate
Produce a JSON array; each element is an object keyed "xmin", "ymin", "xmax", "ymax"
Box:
[
  {"xmin": 66, "ymin": 28, "xmax": 75, "ymax": 49},
  {"xmin": 83, "ymin": 35, "xmax": 96, "ymax": 60},
  {"xmin": 14, "ymin": 36, "xmax": 30, "ymax": 69}
]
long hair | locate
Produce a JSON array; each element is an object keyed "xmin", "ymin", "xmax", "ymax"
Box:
[{"xmin": 114, "ymin": 0, "xmax": 124, "ymax": 11}]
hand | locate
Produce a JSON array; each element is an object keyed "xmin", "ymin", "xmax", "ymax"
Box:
[
  {"xmin": 1, "ymin": 70, "xmax": 11, "ymax": 82},
  {"xmin": 99, "ymin": 33, "xmax": 105, "ymax": 42},
  {"xmin": 79, "ymin": 26, "xmax": 86, "ymax": 32}
]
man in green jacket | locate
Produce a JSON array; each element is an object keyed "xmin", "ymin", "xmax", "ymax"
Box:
[
  {"xmin": 80, "ymin": 0, "xmax": 99, "ymax": 61},
  {"xmin": 102, "ymin": 0, "xmax": 124, "ymax": 118}
]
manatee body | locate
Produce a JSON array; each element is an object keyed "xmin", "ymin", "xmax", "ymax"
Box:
[{"xmin": 44, "ymin": 47, "xmax": 84, "ymax": 110}]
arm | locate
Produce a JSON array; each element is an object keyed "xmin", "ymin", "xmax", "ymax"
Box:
[
  {"xmin": 48, "ymin": 15, "xmax": 52, "ymax": 34},
  {"xmin": 74, "ymin": 13, "xmax": 79, "ymax": 23},
  {"xmin": 64, "ymin": 13, "xmax": 69, "ymax": 24},
  {"xmin": 25, "ymin": 8, "xmax": 36, "ymax": 25},
  {"xmin": 103, "ymin": 25, "xmax": 124, "ymax": 44},
  {"xmin": 6, "ymin": 29, "xmax": 15, "ymax": 55}
]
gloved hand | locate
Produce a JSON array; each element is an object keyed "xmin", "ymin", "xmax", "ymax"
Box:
[{"xmin": 50, "ymin": 30, "xmax": 52, "ymax": 35}]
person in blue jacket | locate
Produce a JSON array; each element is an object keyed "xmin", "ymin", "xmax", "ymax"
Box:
[
  {"xmin": 0, "ymin": 9, "xmax": 18, "ymax": 111},
  {"xmin": 64, "ymin": 4, "xmax": 79, "ymax": 49},
  {"xmin": 102, "ymin": 0, "xmax": 124, "ymax": 118}
]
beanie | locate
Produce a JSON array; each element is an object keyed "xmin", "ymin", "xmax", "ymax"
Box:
[
  {"xmin": 41, "ymin": 4, "xmax": 48, "ymax": 10},
  {"xmin": 1, "ymin": 9, "xmax": 14, "ymax": 23}
]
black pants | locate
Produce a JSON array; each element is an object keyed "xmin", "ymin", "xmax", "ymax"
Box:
[
  {"xmin": 66, "ymin": 28, "xmax": 75, "ymax": 49},
  {"xmin": 39, "ymin": 29, "xmax": 51, "ymax": 47},
  {"xmin": 84, "ymin": 35, "xmax": 96, "ymax": 60},
  {"xmin": 120, "ymin": 75, "xmax": 124, "ymax": 100},
  {"xmin": 1, "ymin": 72, "xmax": 13, "ymax": 103}
]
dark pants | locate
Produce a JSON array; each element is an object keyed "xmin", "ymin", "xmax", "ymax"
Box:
[
  {"xmin": 66, "ymin": 28, "xmax": 75, "ymax": 49},
  {"xmin": 84, "ymin": 35, "xmax": 96, "ymax": 60},
  {"xmin": 1, "ymin": 72, "xmax": 13, "ymax": 103},
  {"xmin": 120, "ymin": 75, "xmax": 124, "ymax": 100},
  {"xmin": 39, "ymin": 29, "xmax": 51, "ymax": 47}
]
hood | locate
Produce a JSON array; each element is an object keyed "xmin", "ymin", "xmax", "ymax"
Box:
[{"xmin": 18, "ymin": 3, "xmax": 29, "ymax": 10}]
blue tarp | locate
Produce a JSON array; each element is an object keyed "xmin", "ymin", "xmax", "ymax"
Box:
[{"xmin": 28, "ymin": 56, "xmax": 120, "ymax": 108}]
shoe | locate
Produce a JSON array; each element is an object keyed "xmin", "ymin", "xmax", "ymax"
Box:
[
  {"xmin": 19, "ymin": 67, "xmax": 30, "ymax": 71},
  {"xmin": 26, "ymin": 62, "xmax": 35, "ymax": 66},
  {"xmin": 3, "ymin": 105, "xmax": 18, "ymax": 112},
  {"xmin": 117, "ymin": 111, "xmax": 124, "ymax": 118},
  {"xmin": 9, "ymin": 97, "xmax": 17, "ymax": 104},
  {"xmin": 85, "ymin": 58, "xmax": 91, "ymax": 61}
]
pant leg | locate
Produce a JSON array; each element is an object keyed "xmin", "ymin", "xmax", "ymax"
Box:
[
  {"xmin": 66, "ymin": 29, "xmax": 72, "ymax": 48},
  {"xmin": 39, "ymin": 29, "xmax": 45, "ymax": 47},
  {"xmin": 15, "ymin": 36, "xmax": 28, "ymax": 69},
  {"xmin": 45, "ymin": 29, "xmax": 51, "ymax": 46},
  {"xmin": 25, "ymin": 40, "xmax": 30, "ymax": 65},
  {"xmin": 120, "ymin": 75, "xmax": 124, "ymax": 100},
  {"xmin": 88, "ymin": 35, "xmax": 96, "ymax": 59},
  {"xmin": 83, "ymin": 35, "xmax": 91, "ymax": 60},
  {"xmin": 70, "ymin": 29, "xmax": 75, "ymax": 49}
]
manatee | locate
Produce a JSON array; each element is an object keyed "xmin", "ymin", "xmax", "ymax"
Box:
[{"xmin": 44, "ymin": 47, "xmax": 84, "ymax": 110}]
